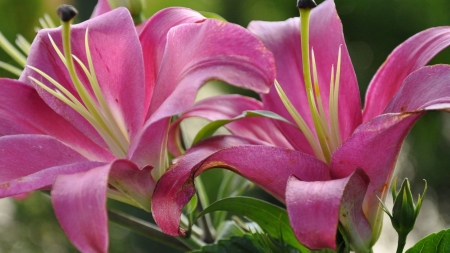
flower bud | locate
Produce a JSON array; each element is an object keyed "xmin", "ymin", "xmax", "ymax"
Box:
[
  {"xmin": 379, "ymin": 178, "xmax": 427, "ymax": 237},
  {"xmin": 392, "ymin": 179, "xmax": 426, "ymax": 235}
]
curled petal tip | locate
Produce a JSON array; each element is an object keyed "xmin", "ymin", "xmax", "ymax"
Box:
[
  {"xmin": 57, "ymin": 4, "xmax": 78, "ymax": 22},
  {"xmin": 297, "ymin": 0, "xmax": 317, "ymax": 9}
]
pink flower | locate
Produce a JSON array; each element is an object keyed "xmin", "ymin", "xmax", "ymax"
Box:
[
  {"xmin": 0, "ymin": 6, "xmax": 275, "ymax": 252},
  {"xmin": 152, "ymin": 0, "xmax": 450, "ymax": 251}
]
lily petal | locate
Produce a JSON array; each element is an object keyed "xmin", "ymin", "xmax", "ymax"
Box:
[
  {"xmin": 248, "ymin": 0, "xmax": 361, "ymax": 148},
  {"xmin": 91, "ymin": 0, "xmax": 112, "ymax": 18},
  {"xmin": 330, "ymin": 113, "xmax": 422, "ymax": 242},
  {"xmin": 130, "ymin": 18, "xmax": 276, "ymax": 168},
  {"xmin": 333, "ymin": 65, "xmax": 450, "ymax": 234},
  {"xmin": 139, "ymin": 7, "xmax": 206, "ymax": 114},
  {"xmin": 0, "ymin": 162, "xmax": 103, "ymax": 197},
  {"xmin": 147, "ymin": 18, "xmax": 276, "ymax": 123},
  {"xmin": 384, "ymin": 65, "xmax": 450, "ymax": 113},
  {"xmin": 109, "ymin": 161, "xmax": 156, "ymax": 211},
  {"xmin": 21, "ymin": 7, "xmax": 146, "ymax": 143},
  {"xmin": 51, "ymin": 159, "xmax": 146, "ymax": 253},
  {"xmin": 286, "ymin": 168, "xmax": 371, "ymax": 251},
  {"xmin": 363, "ymin": 27, "xmax": 450, "ymax": 121},
  {"xmin": 0, "ymin": 79, "xmax": 113, "ymax": 161},
  {"xmin": 167, "ymin": 94, "xmax": 293, "ymax": 156},
  {"xmin": 0, "ymin": 135, "xmax": 90, "ymax": 184},
  {"xmin": 152, "ymin": 135, "xmax": 330, "ymax": 236},
  {"xmin": 52, "ymin": 163, "xmax": 111, "ymax": 253}
]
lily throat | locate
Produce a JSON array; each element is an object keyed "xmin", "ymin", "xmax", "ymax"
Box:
[
  {"xmin": 275, "ymin": 6, "xmax": 342, "ymax": 164},
  {"xmin": 27, "ymin": 5, "xmax": 130, "ymax": 158}
]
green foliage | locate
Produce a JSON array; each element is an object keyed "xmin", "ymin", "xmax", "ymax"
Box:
[
  {"xmin": 192, "ymin": 110, "xmax": 295, "ymax": 145},
  {"xmin": 190, "ymin": 233, "xmax": 302, "ymax": 253},
  {"xmin": 405, "ymin": 229, "xmax": 450, "ymax": 253},
  {"xmin": 195, "ymin": 196, "xmax": 308, "ymax": 252}
]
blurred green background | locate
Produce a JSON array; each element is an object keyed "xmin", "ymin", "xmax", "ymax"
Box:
[{"xmin": 0, "ymin": 0, "xmax": 449, "ymax": 252}]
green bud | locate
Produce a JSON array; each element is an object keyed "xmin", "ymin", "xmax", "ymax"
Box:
[
  {"xmin": 391, "ymin": 179, "xmax": 422, "ymax": 235},
  {"xmin": 379, "ymin": 179, "xmax": 427, "ymax": 242},
  {"xmin": 378, "ymin": 178, "xmax": 427, "ymax": 253}
]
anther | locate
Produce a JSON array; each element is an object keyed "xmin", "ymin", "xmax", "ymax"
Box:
[
  {"xmin": 297, "ymin": 0, "xmax": 317, "ymax": 9},
  {"xmin": 57, "ymin": 5, "xmax": 78, "ymax": 22}
]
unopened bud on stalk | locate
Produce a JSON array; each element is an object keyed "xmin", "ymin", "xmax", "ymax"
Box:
[{"xmin": 378, "ymin": 178, "xmax": 427, "ymax": 253}]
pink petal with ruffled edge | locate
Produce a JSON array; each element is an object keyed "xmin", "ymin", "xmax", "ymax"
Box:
[
  {"xmin": 21, "ymin": 8, "xmax": 146, "ymax": 145},
  {"xmin": 167, "ymin": 94, "xmax": 293, "ymax": 156},
  {"xmin": 152, "ymin": 135, "xmax": 330, "ymax": 236},
  {"xmin": 248, "ymin": 0, "xmax": 361, "ymax": 153},
  {"xmin": 384, "ymin": 65, "xmax": 450, "ymax": 113},
  {"xmin": 286, "ymin": 169, "xmax": 371, "ymax": 251},
  {"xmin": 52, "ymin": 164, "xmax": 110, "ymax": 253},
  {"xmin": 332, "ymin": 65, "xmax": 450, "ymax": 239},
  {"xmin": 363, "ymin": 27, "xmax": 450, "ymax": 121},
  {"xmin": 51, "ymin": 159, "xmax": 147, "ymax": 253},
  {"xmin": 139, "ymin": 8, "xmax": 205, "ymax": 115},
  {"xmin": 146, "ymin": 18, "xmax": 276, "ymax": 123},
  {"xmin": 0, "ymin": 79, "xmax": 113, "ymax": 162},
  {"xmin": 331, "ymin": 113, "xmax": 421, "ymax": 244},
  {"xmin": 129, "ymin": 17, "xmax": 275, "ymax": 167}
]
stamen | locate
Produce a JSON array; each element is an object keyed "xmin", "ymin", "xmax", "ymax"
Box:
[
  {"xmin": 311, "ymin": 50, "xmax": 333, "ymax": 149},
  {"xmin": 0, "ymin": 32, "xmax": 27, "ymax": 66},
  {"xmin": 15, "ymin": 35, "xmax": 31, "ymax": 55},
  {"xmin": 58, "ymin": 8, "xmax": 129, "ymax": 156},
  {"xmin": 328, "ymin": 65, "xmax": 337, "ymax": 149},
  {"xmin": 28, "ymin": 4, "xmax": 132, "ymax": 158},
  {"xmin": 274, "ymin": 80, "xmax": 325, "ymax": 161},
  {"xmin": 83, "ymin": 29, "xmax": 130, "ymax": 147},
  {"xmin": 39, "ymin": 17, "xmax": 50, "ymax": 29},
  {"xmin": 48, "ymin": 34, "xmax": 67, "ymax": 66},
  {"xmin": 28, "ymin": 76, "xmax": 126, "ymax": 157},
  {"xmin": 0, "ymin": 61, "xmax": 22, "ymax": 76},
  {"xmin": 44, "ymin": 13, "xmax": 56, "ymax": 28},
  {"xmin": 331, "ymin": 46, "xmax": 342, "ymax": 145}
]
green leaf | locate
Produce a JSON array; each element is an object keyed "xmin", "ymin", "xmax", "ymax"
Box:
[
  {"xmin": 405, "ymin": 229, "xmax": 450, "ymax": 253},
  {"xmin": 195, "ymin": 196, "xmax": 308, "ymax": 252},
  {"xmin": 192, "ymin": 110, "xmax": 296, "ymax": 145},
  {"xmin": 214, "ymin": 171, "xmax": 251, "ymax": 228},
  {"xmin": 190, "ymin": 234, "xmax": 302, "ymax": 253},
  {"xmin": 189, "ymin": 235, "xmax": 262, "ymax": 253}
]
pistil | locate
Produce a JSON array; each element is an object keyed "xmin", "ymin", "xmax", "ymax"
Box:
[
  {"xmin": 275, "ymin": 0, "xmax": 343, "ymax": 164},
  {"xmin": 28, "ymin": 5, "xmax": 130, "ymax": 158}
]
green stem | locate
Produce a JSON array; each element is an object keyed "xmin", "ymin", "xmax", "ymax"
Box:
[
  {"xmin": 396, "ymin": 233, "xmax": 407, "ymax": 253},
  {"xmin": 108, "ymin": 209, "xmax": 204, "ymax": 251}
]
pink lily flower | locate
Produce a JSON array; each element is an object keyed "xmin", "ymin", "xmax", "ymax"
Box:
[
  {"xmin": 152, "ymin": 0, "xmax": 450, "ymax": 251},
  {"xmin": 0, "ymin": 5, "xmax": 275, "ymax": 253}
]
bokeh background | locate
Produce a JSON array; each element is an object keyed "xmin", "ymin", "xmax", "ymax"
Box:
[{"xmin": 0, "ymin": 0, "xmax": 449, "ymax": 252}]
